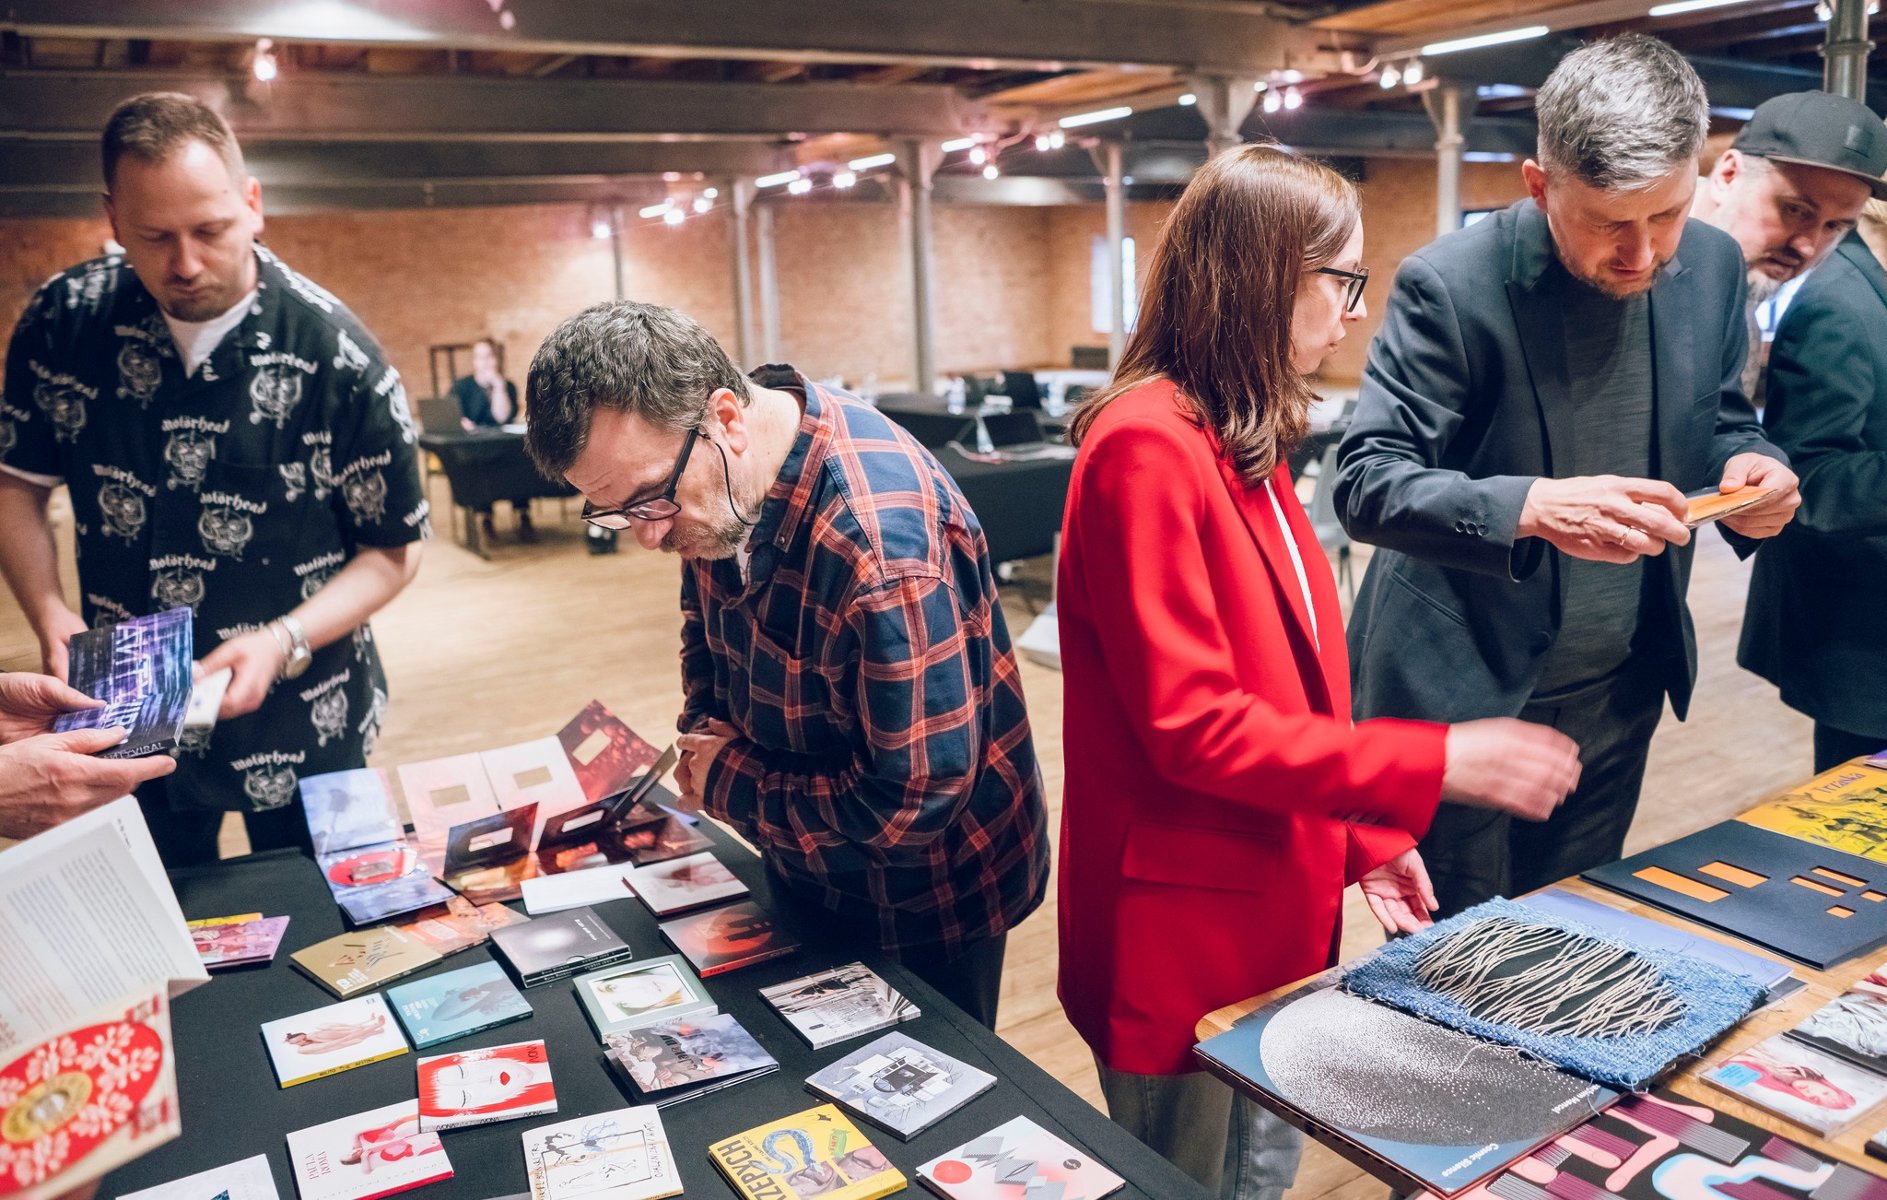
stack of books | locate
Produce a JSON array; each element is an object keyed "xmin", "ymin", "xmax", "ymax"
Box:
[{"xmin": 489, "ymin": 907, "xmax": 635, "ymax": 988}]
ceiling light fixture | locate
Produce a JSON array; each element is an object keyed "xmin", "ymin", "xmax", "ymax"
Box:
[
  {"xmin": 833, "ymin": 170, "xmax": 858, "ymax": 189},
  {"xmin": 848, "ymin": 152, "xmax": 897, "ymax": 170},
  {"xmin": 1059, "ymin": 105, "xmax": 1133, "ymax": 128},
  {"xmin": 252, "ymin": 38, "xmax": 278, "ymax": 82},
  {"xmin": 1283, "ymin": 86, "xmax": 1304, "ymax": 110},
  {"xmin": 755, "ymin": 169, "xmax": 800, "ymax": 188},
  {"xmin": 662, "ymin": 207, "xmax": 686, "ymax": 226},
  {"xmin": 1380, "ymin": 63, "xmax": 1401, "ymax": 88},
  {"xmin": 941, "ymin": 136, "xmax": 976, "ymax": 152},
  {"xmin": 1421, "ymin": 25, "xmax": 1549, "ymax": 55},
  {"xmin": 787, "ymin": 177, "xmax": 813, "ymax": 195}
]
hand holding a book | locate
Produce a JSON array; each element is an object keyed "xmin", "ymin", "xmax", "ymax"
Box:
[
  {"xmin": 1713, "ymin": 452, "xmax": 1800, "ymax": 539},
  {"xmin": 1360, "ymin": 847, "xmax": 1438, "ymax": 935},
  {"xmin": 1517, "ymin": 474, "xmax": 1690, "ymax": 563},
  {"xmin": 1441, "ymin": 718, "xmax": 1581, "ymax": 822},
  {"xmin": 0, "ymin": 693, "xmax": 176, "ymax": 838},
  {"xmin": 674, "ymin": 718, "xmax": 741, "ymax": 813},
  {"xmin": 195, "ymin": 627, "xmax": 287, "ymax": 719}
]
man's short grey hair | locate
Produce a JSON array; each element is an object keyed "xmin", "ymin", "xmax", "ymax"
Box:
[
  {"xmin": 525, "ymin": 301, "xmax": 751, "ymax": 478},
  {"xmin": 1535, "ymin": 35, "xmax": 1709, "ymax": 191}
]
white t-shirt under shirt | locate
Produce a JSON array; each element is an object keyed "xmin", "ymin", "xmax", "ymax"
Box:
[
  {"xmin": 164, "ymin": 290, "xmax": 257, "ymax": 376},
  {"xmin": 1264, "ymin": 478, "xmax": 1319, "ymax": 649}
]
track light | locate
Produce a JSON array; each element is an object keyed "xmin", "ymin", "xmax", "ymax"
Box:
[
  {"xmin": 1380, "ymin": 63, "xmax": 1401, "ymax": 88},
  {"xmin": 1283, "ymin": 86, "xmax": 1303, "ymax": 111},
  {"xmin": 833, "ymin": 171, "xmax": 857, "ymax": 189},
  {"xmin": 787, "ymin": 177, "xmax": 813, "ymax": 195},
  {"xmin": 662, "ymin": 208, "xmax": 685, "ymax": 226},
  {"xmin": 969, "ymin": 145, "xmax": 989, "ymax": 165},
  {"xmin": 692, "ymin": 195, "xmax": 713, "ymax": 214},
  {"xmin": 252, "ymin": 38, "xmax": 278, "ymax": 82},
  {"xmin": 1262, "ymin": 89, "xmax": 1282, "ymax": 114},
  {"xmin": 755, "ymin": 169, "xmax": 800, "ymax": 189},
  {"xmin": 982, "ymin": 163, "xmax": 1000, "ymax": 180},
  {"xmin": 1404, "ymin": 58, "xmax": 1425, "ymax": 84}
]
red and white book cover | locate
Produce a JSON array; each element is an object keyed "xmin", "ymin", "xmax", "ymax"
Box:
[
  {"xmin": 286, "ymin": 1100, "xmax": 452, "ymax": 1200},
  {"xmin": 417, "ymin": 1039, "xmax": 558, "ymax": 1132}
]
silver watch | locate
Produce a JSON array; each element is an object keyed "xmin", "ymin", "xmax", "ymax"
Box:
[{"xmin": 273, "ymin": 615, "xmax": 313, "ymax": 681}]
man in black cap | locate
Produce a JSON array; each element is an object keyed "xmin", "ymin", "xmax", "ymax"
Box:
[{"xmin": 1691, "ymin": 90, "xmax": 1887, "ymax": 397}]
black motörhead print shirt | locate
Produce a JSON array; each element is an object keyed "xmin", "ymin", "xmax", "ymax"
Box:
[{"xmin": 0, "ymin": 245, "xmax": 428, "ymax": 814}]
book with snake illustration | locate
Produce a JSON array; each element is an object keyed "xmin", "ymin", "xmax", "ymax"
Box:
[{"xmin": 707, "ymin": 1104, "xmax": 905, "ymax": 1200}]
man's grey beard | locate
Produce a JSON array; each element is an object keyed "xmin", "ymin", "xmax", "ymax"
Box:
[{"xmin": 1745, "ymin": 269, "xmax": 1784, "ymax": 307}]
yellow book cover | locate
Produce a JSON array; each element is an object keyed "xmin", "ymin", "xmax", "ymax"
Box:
[
  {"xmin": 1740, "ymin": 760, "xmax": 1887, "ymax": 861},
  {"xmin": 708, "ymin": 1104, "xmax": 906, "ymax": 1200},
  {"xmin": 291, "ymin": 925, "xmax": 444, "ymax": 998},
  {"xmin": 187, "ymin": 912, "xmax": 263, "ymax": 926}
]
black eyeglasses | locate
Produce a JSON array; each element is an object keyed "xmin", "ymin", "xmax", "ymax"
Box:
[
  {"xmin": 1314, "ymin": 264, "xmax": 1370, "ymax": 313},
  {"xmin": 581, "ymin": 426, "xmax": 700, "ymax": 528}
]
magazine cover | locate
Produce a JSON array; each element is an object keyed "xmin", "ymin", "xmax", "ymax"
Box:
[
  {"xmin": 396, "ymin": 895, "xmax": 529, "ymax": 957},
  {"xmin": 483, "ymin": 736, "xmax": 592, "ymax": 849},
  {"xmin": 1704, "ymin": 1033, "xmax": 1887, "ymax": 1136},
  {"xmin": 1789, "ymin": 981, "xmax": 1887, "ymax": 1075},
  {"xmin": 605, "ymin": 1013, "xmax": 777, "ymax": 1100},
  {"xmin": 918, "ymin": 1115, "xmax": 1125, "ymax": 1200},
  {"xmin": 1194, "ymin": 976, "xmax": 1619, "ymax": 1197},
  {"xmin": 398, "ymin": 752, "xmax": 503, "ymax": 875},
  {"xmin": 53, "ymin": 607, "xmax": 193, "ymax": 759},
  {"xmin": 523, "ymin": 1107, "xmax": 682, "ymax": 1200},
  {"xmin": 620, "ymin": 815, "xmax": 712, "ymax": 866},
  {"xmin": 659, "ymin": 900, "xmax": 799, "ymax": 977},
  {"xmin": 575, "ymin": 955, "xmax": 716, "ymax": 1037},
  {"xmin": 1740, "ymin": 760, "xmax": 1887, "ymax": 862},
  {"xmin": 762, "ymin": 962, "xmax": 919, "ymax": 1049},
  {"xmin": 316, "ymin": 842, "xmax": 455, "ymax": 926},
  {"xmin": 625, "ymin": 852, "xmax": 748, "ymax": 916},
  {"xmin": 299, "ymin": 767, "xmax": 404, "ymax": 857},
  {"xmin": 260, "ymin": 994, "xmax": 410, "ymax": 1088},
  {"xmin": 557, "ymin": 701, "xmax": 662, "ymax": 802},
  {"xmin": 290, "ymin": 925, "xmax": 445, "ymax": 999},
  {"xmin": 191, "ymin": 915, "xmax": 290, "ymax": 969},
  {"xmin": 1413, "ymin": 1088, "xmax": 1887, "ymax": 1200},
  {"xmin": 0, "ymin": 990, "xmax": 179, "ymax": 1200},
  {"xmin": 388, "ymin": 960, "xmax": 533, "ymax": 1049},
  {"xmin": 805, "ymin": 1030, "xmax": 997, "ymax": 1140},
  {"xmin": 708, "ymin": 1104, "xmax": 905, "ymax": 1200},
  {"xmin": 285, "ymin": 1100, "xmax": 453, "ymax": 1200},
  {"xmin": 119, "ymin": 1154, "xmax": 281, "ymax": 1200},
  {"xmin": 417, "ymin": 1039, "xmax": 558, "ymax": 1131},
  {"xmin": 490, "ymin": 907, "xmax": 634, "ymax": 985}
]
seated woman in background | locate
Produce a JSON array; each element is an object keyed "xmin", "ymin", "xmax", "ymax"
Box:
[
  {"xmin": 1054, "ymin": 143, "xmax": 1583, "ymax": 1200},
  {"xmin": 450, "ymin": 335, "xmax": 535, "ymax": 543}
]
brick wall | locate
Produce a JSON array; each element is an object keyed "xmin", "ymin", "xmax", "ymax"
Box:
[{"xmin": 0, "ymin": 157, "xmax": 1531, "ymax": 397}]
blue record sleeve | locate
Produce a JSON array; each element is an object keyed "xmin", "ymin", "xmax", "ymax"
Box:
[{"xmin": 387, "ymin": 960, "xmax": 533, "ymax": 1049}]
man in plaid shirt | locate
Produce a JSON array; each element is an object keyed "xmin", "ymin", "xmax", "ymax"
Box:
[{"xmin": 526, "ymin": 302, "xmax": 1049, "ymax": 1027}]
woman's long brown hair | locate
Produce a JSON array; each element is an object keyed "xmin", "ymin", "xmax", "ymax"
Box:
[{"xmin": 1069, "ymin": 144, "xmax": 1360, "ymax": 486}]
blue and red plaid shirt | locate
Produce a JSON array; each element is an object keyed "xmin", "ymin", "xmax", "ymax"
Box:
[{"xmin": 685, "ymin": 366, "xmax": 1049, "ymax": 953}]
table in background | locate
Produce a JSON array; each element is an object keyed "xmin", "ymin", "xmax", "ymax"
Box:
[
  {"xmin": 418, "ymin": 429, "xmax": 576, "ymax": 558},
  {"xmin": 1196, "ymin": 869, "xmax": 1887, "ymax": 1179},
  {"xmin": 107, "ymin": 819, "xmax": 1210, "ymax": 1200}
]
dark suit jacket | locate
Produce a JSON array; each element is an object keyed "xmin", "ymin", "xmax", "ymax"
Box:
[
  {"xmin": 1740, "ymin": 233, "xmax": 1887, "ymax": 733},
  {"xmin": 450, "ymin": 374, "xmax": 520, "ymax": 427},
  {"xmin": 1335, "ymin": 199, "xmax": 1780, "ymax": 724}
]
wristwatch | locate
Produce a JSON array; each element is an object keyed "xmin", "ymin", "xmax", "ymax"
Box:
[{"xmin": 270, "ymin": 615, "xmax": 313, "ymax": 681}]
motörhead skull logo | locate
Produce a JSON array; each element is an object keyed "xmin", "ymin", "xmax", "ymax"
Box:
[
  {"xmin": 198, "ymin": 503, "xmax": 254, "ymax": 560},
  {"xmin": 248, "ymin": 366, "xmax": 303, "ymax": 428},
  {"xmin": 150, "ymin": 567, "xmax": 206, "ymax": 611},
  {"xmin": 333, "ymin": 330, "xmax": 370, "ymax": 373},
  {"xmin": 309, "ymin": 448, "xmax": 337, "ymax": 501},
  {"xmin": 163, "ymin": 430, "xmax": 214, "ymax": 491},
  {"xmin": 116, "ymin": 340, "xmax": 163, "ymax": 406},
  {"xmin": 388, "ymin": 379, "xmax": 417, "ymax": 445},
  {"xmin": 97, "ymin": 481, "xmax": 146, "ymax": 542},
  {"xmin": 342, "ymin": 471, "xmax": 388, "ymax": 525},
  {"xmin": 244, "ymin": 764, "xmax": 298, "ymax": 810},
  {"xmin": 176, "ymin": 723, "xmax": 212, "ymax": 756},
  {"xmin": 34, "ymin": 381, "xmax": 87, "ymax": 443},
  {"xmin": 280, "ymin": 461, "xmax": 307, "ymax": 502},
  {"xmin": 311, "ymin": 688, "xmax": 349, "ymax": 748}
]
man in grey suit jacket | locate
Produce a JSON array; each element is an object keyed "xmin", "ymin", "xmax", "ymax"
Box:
[
  {"xmin": 1741, "ymin": 216, "xmax": 1887, "ymax": 773},
  {"xmin": 1335, "ymin": 34, "xmax": 1801, "ymax": 918}
]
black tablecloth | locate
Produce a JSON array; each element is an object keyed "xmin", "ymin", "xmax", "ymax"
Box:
[
  {"xmin": 106, "ymin": 820, "xmax": 1207, "ymax": 1200},
  {"xmin": 937, "ymin": 448, "xmax": 1073, "ymax": 567},
  {"xmin": 419, "ymin": 430, "xmax": 576, "ymax": 512}
]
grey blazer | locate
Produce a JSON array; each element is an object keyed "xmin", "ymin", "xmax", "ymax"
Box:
[
  {"xmin": 1334, "ymin": 198, "xmax": 1780, "ymax": 724},
  {"xmin": 1740, "ymin": 233, "xmax": 1887, "ymax": 733}
]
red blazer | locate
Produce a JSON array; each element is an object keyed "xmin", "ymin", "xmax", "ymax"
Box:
[{"xmin": 1056, "ymin": 381, "xmax": 1449, "ymax": 1075}]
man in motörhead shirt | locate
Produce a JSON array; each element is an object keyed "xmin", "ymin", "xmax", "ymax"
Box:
[{"xmin": 0, "ymin": 93, "xmax": 427, "ymax": 865}]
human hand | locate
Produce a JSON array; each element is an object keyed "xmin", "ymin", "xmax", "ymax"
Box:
[
  {"xmin": 1441, "ymin": 718, "xmax": 1582, "ymax": 821},
  {"xmin": 674, "ymin": 718, "xmax": 739, "ymax": 813},
  {"xmin": 0, "ymin": 729, "xmax": 176, "ymax": 839},
  {"xmin": 37, "ymin": 607, "xmax": 88, "ymax": 682},
  {"xmin": 1360, "ymin": 847, "xmax": 1438, "ymax": 935},
  {"xmin": 460, "ymin": 417, "xmax": 476, "ymax": 432},
  {"xmin": 1716, "ymin": 453, "xmax": 1801, "ymax": 539},
  {"xmin": 1517, "ymin": 475, "xmax": 1690, "ymax": 563},
  {"xmin": 195, "ymin": 628, "xmax": 288, "ymax": 720},
  {"xmin": 0, "ymin": 673, "xmax": 102, "ymax": 743}
]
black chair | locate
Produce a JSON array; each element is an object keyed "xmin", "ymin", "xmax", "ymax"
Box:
[
  {"xmin": 1071, "ymin": 346, "xmax": 1110, "ymax": 370},
  {"xmin": 999, "ymin": 371, "xmax": 1044, "ymax": 410}
]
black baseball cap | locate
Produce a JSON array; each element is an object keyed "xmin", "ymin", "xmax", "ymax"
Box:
[{"xmin": 1732, "ymin": 91, "xmax": 1887, "ymax": 199}]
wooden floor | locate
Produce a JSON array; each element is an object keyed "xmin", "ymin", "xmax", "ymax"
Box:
[{"xmin": 0, "ymin": 479, "xmax": 1817, "ymax": 1200}]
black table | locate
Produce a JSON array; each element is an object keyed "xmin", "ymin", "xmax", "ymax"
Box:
[
  {"xmin": 107, "ymin": 823, "xmax": 1209, "ymax": 1200},
  {"xmin": 418, "ymin": 430, "xmax": 576, "ymax": 558},
  {"xmin": 936, "ymin": 447, "xmax": 1073, "ymax": 567}
]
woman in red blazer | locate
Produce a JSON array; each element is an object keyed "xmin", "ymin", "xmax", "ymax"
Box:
[{"xmin": 1057, "ymin": 145, "xmax": 1582, "ymax": 1200}]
